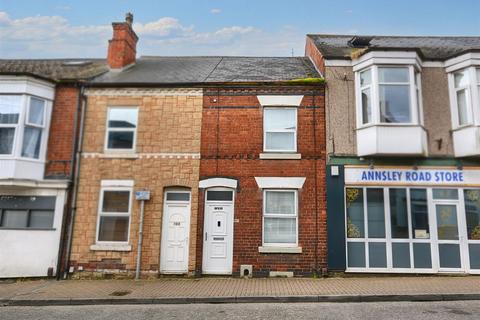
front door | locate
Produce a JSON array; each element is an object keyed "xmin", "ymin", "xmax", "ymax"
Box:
[
  {"xmin": 202, "ymin": 189, "xmax": 234, "ymax": 274},
  {"xmin": 431, "ymin": 189, "xmax": 467, "ymax": 272},
  {"xmin": 160, "ymin": 191, "xmax": 191, "ymax": 273}
]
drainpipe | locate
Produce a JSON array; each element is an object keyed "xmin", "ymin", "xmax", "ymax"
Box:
[
  {"xmin": 135, "ymin": 199, "xmax": 146, "ymax": 280},
  {"xmin": 62, "ymin": 86, "xmax": 87, "ymax": 279}
]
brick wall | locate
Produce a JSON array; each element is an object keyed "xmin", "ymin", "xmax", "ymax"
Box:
[
  {"xmin": 197, "ymin": 86, "xmax": 327, "ymax": 276},
  {"xmin": 45, "ymin": 85, "xmax": 79, "ymax": 179},
  {"xmin": 305, "ymin": 37, "xmax": 325, "ymax": 75},
  {"xmin": 70, "ymin": 89, "xmax": 202, "ymax": 276}
]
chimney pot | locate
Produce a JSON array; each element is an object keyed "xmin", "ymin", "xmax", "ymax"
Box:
[{"xmin": 125, "ymin": 12, "xmax": 133, "ymax": 25}]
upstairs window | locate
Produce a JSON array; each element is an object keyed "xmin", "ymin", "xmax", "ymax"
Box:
[
  {"xmin": 356, "ymin": 66, "xmax": 421, "ymax": 126},
  {"xmin": 105, "ymin": 107, "xmax": 138, "ymax": 151},
  {"xmin": 263, "ymin": 108, "xmax": 297, "ymax": 152},
  {"xmin": 0, "ymin": 95, "xmax": 49, "ymax": 159},
  {"xmin": 449, "ymin": 67, "xmax": 480, "ymax": 128}
]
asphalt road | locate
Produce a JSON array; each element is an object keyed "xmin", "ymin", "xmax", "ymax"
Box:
[{"xmin": 1, "ymin": 301, "xmax": 480, "ymax": 320}]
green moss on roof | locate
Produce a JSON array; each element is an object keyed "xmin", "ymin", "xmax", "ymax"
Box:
[{"xmin": 286, "ymin": 77, "xmax": 325, "ymax": 85}]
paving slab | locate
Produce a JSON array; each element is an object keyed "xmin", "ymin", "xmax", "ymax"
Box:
[{"xmin": 0, "ymin": 276, "xmax": 479, "ymax": 306}]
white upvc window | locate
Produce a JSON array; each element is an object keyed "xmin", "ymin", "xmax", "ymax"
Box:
[
  {"xmin": 262, "ymin": 189, "xmax": 298, "ymax": 247},
  {"xmin": 448, "ymin": 67, "xmax": 480, "ymax": 128},
  {"xmin": 96, "ymin": 182, "xmax": 133, "ymax": 244},
  {"xmin": 0, "ymin": 95, "xmax": 49, "ymax": 159},
  {"xmin": 263, "ymin": 108, "xmax": 297, "ymax": 152},
  {"xmin": 105, "ymin": 107, "xmax": 138, "ymax": 152},
  {"xmin": 356, "ymin": 65, "xmax": 422, "ymax": 126}
]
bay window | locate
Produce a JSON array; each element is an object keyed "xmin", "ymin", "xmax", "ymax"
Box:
[
  {"xmin": 354, "ymin": 60, "xmax": 427, "ymax": 157},
  {"xmin": 446, "ymin": 62, "xmax": 480, "ymax": 157},
  {"xmin": 357, "ymin": 66, "xmax": 420, "ymax": 126},
  {"xmin": 0, "ymin": 95, "xmax": 49, "ymax": 160}
]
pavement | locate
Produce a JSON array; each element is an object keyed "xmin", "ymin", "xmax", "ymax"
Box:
[{"xmin": 1, "ymin": 276, "xmax": 480, "ymax": 306}]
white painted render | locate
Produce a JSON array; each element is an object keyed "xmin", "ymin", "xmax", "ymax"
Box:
[
  {"xmin": 199, "ymin": 178, "xmax": 238, "ymax": 189},
  {"xmin": 257, "ymin": 95, "xmax": 304, "ymax": 106},
  {"xmin": 356, "ymin": 125, "xmax": 428, "ymax": 157},
  {"xmin": 254, "ymin": 177, "xmax": 306, "ymax": 189},
  {"xmin": 0, "ymin": 187, "xmax": 67, "ymax": 278}
]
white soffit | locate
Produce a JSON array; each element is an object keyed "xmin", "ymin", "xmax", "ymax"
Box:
[
  {"xmin": 352, "ymin": 51, "xmax": 422, "ymax": 72},
  {"xmin": 445, "ymin": 52, "xmax": 480, "ymax": 73},
  {"xmin": 324, "ymin": 59, "xmax": 352, "ymax": 67},
  {"xmin": 254, "ymin": 177, "xmax": 306, "ymax": 189},
  {"xmin": 199, "ymin": 177, "xmax": 238, "ymax": 189},
  {"xmin": 257, "ymin": 95, "xmax": 304, "ymax": 107}
]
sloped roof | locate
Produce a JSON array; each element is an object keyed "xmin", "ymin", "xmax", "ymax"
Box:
[
  {"xmin": 91, "ymin": 56, "xmax": 320, "ymax": 85},
  {"xmin": 0, "ymin": 59, "xmax": 108, "ymax": 82},
  {"xmin": 307, "ymin": 34, "xmax": 480, "ymax": 60}
]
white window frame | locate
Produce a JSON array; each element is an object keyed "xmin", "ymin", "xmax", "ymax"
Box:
[
  {"xmin": 95, "ymin": 182, "xmax": 133, "ymax": 244},
  {"xmin": 359, "ymin": 69, "xmax": 373, "ymax": 125},
  {"xmin": 263, "ymin": 107, "xmax": 297, "ymax": 153},
  {"xmin": 104, "ymin": 106, "xmax": 138, "ymax": 153},
  {"xmin": 0, "ymin": 94, "xmax": 50, "ymax": 161},
  {"xmin": 262, "ymin": 189, "xmax": 298, "ymax": 247},
  {"xmin": 355, "ymin": 65, "xmax": 422, "ymax": 128},
  {"xmin": 448, "ymin": 67, "xmax": 480, "ymax": 129}
]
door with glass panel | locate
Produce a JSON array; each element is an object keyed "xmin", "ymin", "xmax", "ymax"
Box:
[{"xmin": 431, "ymin": 189, "xmax": 466, "ymax": 272}]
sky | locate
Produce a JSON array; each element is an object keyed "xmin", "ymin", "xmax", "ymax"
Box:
[{"xmin": 0, "ymin": 0, "xmax": 479, "ymax": 59}]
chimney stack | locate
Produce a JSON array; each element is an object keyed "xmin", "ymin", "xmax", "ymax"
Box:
[{"xmin": 107, "ymin": 12, "xmax": 138, "ymax": 69}]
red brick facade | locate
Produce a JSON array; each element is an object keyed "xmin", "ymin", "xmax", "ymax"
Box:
[
  {"xmin": 45, "ymin": 85, "xmax": 79, "ymax": 179},
  {"xmin": 197, "ymin": 86, "xmax": 327, "ymax": 276}
]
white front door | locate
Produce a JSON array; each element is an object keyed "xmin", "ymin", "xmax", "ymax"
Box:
[
  {"xmin": 202, "ymin": 189, "xmax": 234, "ymax": 274},
  {"xmin": 160, "ymin": 191, "xmax": 191, "ymax": 274}
]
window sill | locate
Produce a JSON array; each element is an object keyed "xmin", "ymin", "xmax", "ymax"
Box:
[
  {"xmin": 259, "ymin": 153, "xmax": 301, "ymax": 160},
  {"xmin": 90, "ymin": 244, "xmax": 132, "ymax": 252},
  {"xmin": 258, "ymin": 246, "xmax": 302, "ymax": 254},
  {"xmin": 99, "ymin": 153, "xmax": 138, "ymax": 159}
]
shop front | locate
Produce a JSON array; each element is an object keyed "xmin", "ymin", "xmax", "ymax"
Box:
[{"xmin": 330, "ymin": 165, "xmax": 480, "ymax": 274}]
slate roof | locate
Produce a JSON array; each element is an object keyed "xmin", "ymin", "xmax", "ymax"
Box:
[
  {"xmin": 91, "ymin": 56, "xmax": 320, "ymax": 85},
  {"xmin": 0, "ymin": 59, "xmax": 108, "ymax": 82},
  {"xmin": 307, "ymin": 34, "xmax": 480, "ymax": 61}
]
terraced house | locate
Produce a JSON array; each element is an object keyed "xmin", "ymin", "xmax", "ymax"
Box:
[
  {"xmin": 68, "ymin": 15, "xmax": 325, "ymax": 278},
  {"xmin": 0, "ymin": 58, "xmax": 107, "ymax": 278},
  {"xmin": 306, "ymin": 34, "xmax": 480, "ymax": 274}
]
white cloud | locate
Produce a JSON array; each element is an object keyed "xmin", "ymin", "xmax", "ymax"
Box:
[
  {"xmin": 0, "ymin": 11, "xmax": 306, "ymax": 58},
  {"xmin": 210, "ymin": 8, "xmax": 222, "ymax": 14}
]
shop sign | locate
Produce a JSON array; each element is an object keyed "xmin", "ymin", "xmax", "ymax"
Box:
[{"xmin": 345, "ymin": 166, "xmax": 480, "ymax": 186}]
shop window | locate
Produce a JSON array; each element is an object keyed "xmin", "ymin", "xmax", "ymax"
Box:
[
  {"xmin": 263, "ymin": 108, "xmax": 297, "ymax": 152},
  {"xmin": 97, "ymin": 186, "xmax": 132, "ymax": 243},
  {"xmin": 345, "ymin": 187, "xmax": 433, "ymax": 271},
  {"xmin": 410, "ymin": 189, "xmax": 429, "ymax": 239},
  {"xmin": 389, "ymin": 188, "xmax": 408, "ymax": 238},
  {"xmin": 367, "ymin": 189, "xmax": 385, "ymax": 238},
  {"xmin": 346, "ymin": 188, "xmax": 364, "ymax": 238},
  {"xmin": 0, "ymin": 195, "xmax": 55, "ymax": 229},
  {"xmin": 105, "ymin": 107, "xmax": 138, "ymax": 151},
  {"xmin": 464, "ymin": 189, "xmax": 480, "ymax": 270},
  {"xmin": 263, "ymin": 190, "xmax": 297, "ymax": 246}
]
